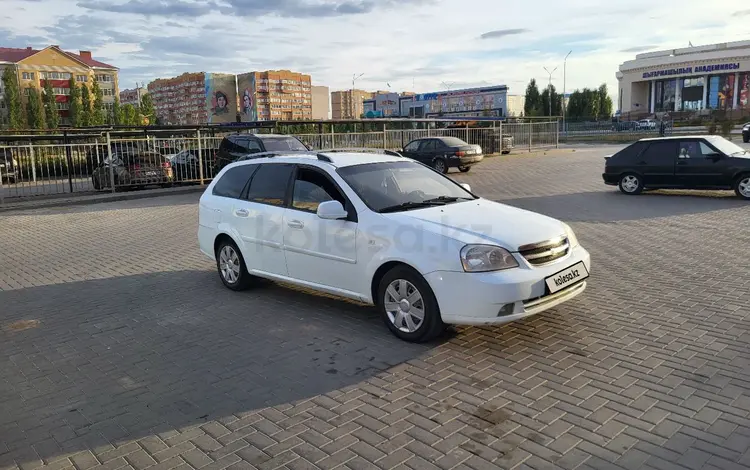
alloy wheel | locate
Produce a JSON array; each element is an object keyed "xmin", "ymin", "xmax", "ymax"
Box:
[
  {"xmin": 219, "ymin": 245, "xmax": 241, "ymax": 284},
  {"xmin": 434, "ymin": 160, "xmax": 446, "ymax": 173},
  {"xmin": 384, "ymin": 279, "xmax": 425, "ymax": 333},
  {"xmin": 621, "ymin": 175, "xmax": 640, "ymax": 193},
  {"xmin": 739, "ymin": 177, "xmax": 750, "ymax": 198}
]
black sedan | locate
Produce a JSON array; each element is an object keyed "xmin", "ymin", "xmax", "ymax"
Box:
[
  {"xmin": 170, "ymin": 149, "xmax": 215, "ymax": 182},
  {"xmin": 742, "ymin": 122, "xmax": 749, "ymax": 143},
  {"xmin": 399, "ymin": 137, "xmax": 483, "ymax": 173},
  {"xmin": 602, "ymin": 135, "xmax": 750, "ymax": 199}
]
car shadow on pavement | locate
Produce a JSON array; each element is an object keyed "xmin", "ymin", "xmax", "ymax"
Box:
[
  {"xmin": 1, "ymin": 192, "xmax": 202, "ymax": 217},
  {"xmin": 499, "ymin": 189, "xmax": 748, "ymax": 223},
  {"xmin": 0, "ymin": 270, "xmax": 431, "ymax": 464}
]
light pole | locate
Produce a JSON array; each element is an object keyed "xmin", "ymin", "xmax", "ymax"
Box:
[
  {"xmin": 563, "ymin": 50, "xmax": 571, "ymax": 133},
  {"xmin": 352, "ymin": 73, "xmax": 364, "ymax": 90},
  {"xmin": 543, "ymin": 66, "xmax": 558, "ymax": 117}
]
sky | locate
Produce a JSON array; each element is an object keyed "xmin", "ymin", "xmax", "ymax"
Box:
[{"xmin": 2, "ymin": 0, "xmax": 749, "ymax": 105}]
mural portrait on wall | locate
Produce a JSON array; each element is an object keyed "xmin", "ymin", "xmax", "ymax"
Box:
[
  {"xmin": 212, "ymin": 91, "xmax": 229, "ymax": 115},
  {"xmin": 242, "ymin": 89, "xmax": 254, "ymax": 117}
]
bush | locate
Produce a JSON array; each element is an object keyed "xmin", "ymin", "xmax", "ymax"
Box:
[
  {"xmin": 706, "ymin": 120, "xmax": 717, "ymax": 135},
  {"xmin": 720, "ymin": 120, "xmax": 733, "ymax": 139}
]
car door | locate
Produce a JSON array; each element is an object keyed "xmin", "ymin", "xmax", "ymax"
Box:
[
  {"xmin": 636, "ymin": 140, "xmax": 678, "ymax": 187},
  {"xmin": 675, "ymin": 139, "xmax": 729, "ymax": 188},
  {"xmin": 401, "ymin": 140, "xmax": 421, "ymax": 160},
  {"xmin": 416, "ymin": 139, "xmax": 438, "ymax": 164},
  {"xmin": 282, "ymin": 165, "xmax": 359, "ymax": 295},
  {"xmin": 231, "ymin": 163, "xmax": 295, "ymax": 276}
]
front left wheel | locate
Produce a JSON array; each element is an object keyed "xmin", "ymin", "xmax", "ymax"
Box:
[
  {"xmin": 377, "ymin": 266, "xmax": 445, "ymax": 342},
  {"xmin": 735, "ymin": 175, "xmax": 750, "ymax": 200}
]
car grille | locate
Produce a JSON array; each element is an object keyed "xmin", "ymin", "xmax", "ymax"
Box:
[{"xmin": 518, "ymin": 236, "xmax": 569, "ymax": 266}]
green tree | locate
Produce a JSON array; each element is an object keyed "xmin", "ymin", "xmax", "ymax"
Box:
[
  {"xmin": 540, "ymin": 84, "xmax": 562, "ymax": 117},
  {"xmin": 25, "ymin": 86, "xmax": 46, "ymax": 129},
  {"xmin": 80, "ymin": 84, "xmax": 92, "ymax": 126},
  {"xmin": 91, "ymin": 80, "xmax": 105, "ymax": 125},
  {"xmin": 524, "ymin": 79, "xmax": 542, "ymax": 116},
  {"xmin": 2, "ymin": 66, "xmax": 24, "ymax": 129},
  {"xmin": 597, "ymin": 83, "xmax": 613, "ymax": 118},
  {"xmin": 111, "ymin": 97, "xmax": 123, "ymax": 125},
  {"xmin": 122, "ymin": 103, "xmax": 137, "ymax": 126},
  {"xmin": 139, "ymin": 93, "xmax": 155, "ymax": 125},
  {"xmin": 43, "ymin": 79, "xmax": 59, "ymax": 129},
  {"xmin": 68, "ymin": 77, "xmax": 83, "ymax": 127}
]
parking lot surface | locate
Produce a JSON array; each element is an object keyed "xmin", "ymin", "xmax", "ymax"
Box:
[{"xmin": 2, "ymin": 145, "xmax": 750, "ymax": 470}]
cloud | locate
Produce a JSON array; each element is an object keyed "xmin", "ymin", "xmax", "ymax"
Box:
[
  {"xmin": 620, "ymin": 45, "xmax": 657, "ymax": 53},
  {"xmin": 733, "ymin": 9, "xmax": 750, "ymax": 16},
  {"xmin": 78, "ymin": 0, "xmax": 219, "ymax": 17},
  {"xmin": 480, "ymin": 28, "xmax": 529, "ymax": 39}
]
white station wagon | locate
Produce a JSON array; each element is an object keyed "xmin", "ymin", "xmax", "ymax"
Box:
[{"xmin": 198, "ymin": 149, "xmax": 591, "ymax": 342}]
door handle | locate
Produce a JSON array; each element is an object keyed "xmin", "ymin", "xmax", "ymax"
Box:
[
  {"xmin": 234, "ymin": 208, "xmax": 249, "ymax": 217},
  {"xmin": 287, "ymin": 220, "xmax": 304, "ymax": 229}
]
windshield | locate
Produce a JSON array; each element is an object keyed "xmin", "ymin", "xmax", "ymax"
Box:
[
  {"xmin": 706, "ymin": 137, "xmax": 747, "ymax": 156},
  {"xmin": 338, "ymin": 161, "xmax": 476, "ymax": 213},
  {"xmin": 262, "ymin": 137, "xmax": 307, "ymax": 152},
  {"xmin": 439, "ymin": 137, "xmax": 469, "ymax": 147}
]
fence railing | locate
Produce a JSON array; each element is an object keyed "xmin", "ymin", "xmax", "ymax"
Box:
[{"xmin": 1, "ymin": 122, "xmax": 558, "ymax": 201}]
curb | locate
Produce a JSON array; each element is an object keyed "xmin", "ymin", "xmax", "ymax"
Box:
[{"xmin": 0, "ymin": 185, "xmax": 205, "ymax": 213}]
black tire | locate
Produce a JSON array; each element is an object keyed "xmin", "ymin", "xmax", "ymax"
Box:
[
  {"xmin": 459, "ymin": 166, "xmax": 471, "ymax": 173},
  {"xmin": 743, "ymin": 135, "xmax": 749, "ymax": 143},
  {"xmin": 501, "ymin": 150, "xmax": 511, "ymax": 155},
  {"xmin": 215, "ymin": 238, "xmax": 254, "ymax": 291},
  {"xmin": 734, "ymin": 174, "xmax": 750, "ymax": 200},
  {"xmin": 433, "ymin": 158, "xmax": 448, "ymax": 174},
  {"xmin": 618, "ymin": 172, "xmax": 644, "ymax": 195},
  {"xmin": 92, "ymin": 176, "xmax": 101, "ymax": 190},
  {"xmin": 377, "ymin": 266, "xmax": 444, "ymax": 342}
]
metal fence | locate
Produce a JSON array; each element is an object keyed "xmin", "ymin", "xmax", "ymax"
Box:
[{"xmin": 1, "ymin": 121, "xmax": 558, "ymax": 201}]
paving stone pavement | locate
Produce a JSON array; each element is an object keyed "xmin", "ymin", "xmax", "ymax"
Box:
[{"xmin": 2, "ymin": 147, "xmax": 750, "ymax": 470}]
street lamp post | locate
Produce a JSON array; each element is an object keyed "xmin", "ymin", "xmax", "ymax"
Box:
[
  {"xmin": 563, "ymin": 50, "xmax": 572, "ymax": 134},
  {"xmin": 542, "ymin": 66, "xmax": 558, "ymax": 117}
]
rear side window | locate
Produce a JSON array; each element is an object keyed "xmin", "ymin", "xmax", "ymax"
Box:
[
  {"xmin": 246, "ymin": 164, "xmax": 294, "ymax": 207},
  {"xmin": 245, "ymin": 139, "xmax": 263, "ymax": 152},
  {"xmin": 419, "ymin": 140, "xmax": 436, "ymax": 151},
  {"xmin": 212, "ymin": 165, "xmax": 257, "ymax": 199},
  {"xmin": 641, "ymin": 141, "xmax": 678, "ymax": 164},
  {"xmin": 612, "ymin": 142, "xmax": 646, "ymax": 162}
]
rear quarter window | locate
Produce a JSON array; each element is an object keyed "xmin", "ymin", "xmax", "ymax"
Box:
[
  {"xmin": 611, "ymin": 142, "xmax": 646, "ymax": 162},
  {"xmin": 212, "ymin": 164, "xmax": 258, "ymax": 199}
]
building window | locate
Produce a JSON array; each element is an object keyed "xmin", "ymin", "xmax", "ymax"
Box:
[
  {"xmin": 96, "ymin": 74, "xmax": 113, "ymax": 83},
  {"xmin": 740, "ymin": 73, "xmax": 750, "ymax": 109},
  {"xmin": 680, "ymin": 77, "xmax": 704, "ymax": 111},
  {"xmin": 52, "ymin": 87, "xmax": 71, "ymax": 96},
  {"xmin": 23, "ymin": 88, "xmax": 32, "ymax": 96},
  {"xmin": 55, "ymin": 102, "xmax": 70, "ymax": 110},
  {"xmin": 654, "ymin": 79, "xmax": 676, "ymax": 112},
  {"xmin": 22, "ymin": 72, "xmax": 35, "ymax": 80},
  {"xmin": 102, "ymin": 88, "xmax": 115, "ymax": 96},
  {"xmin": 706, "ymin": 74, "xmax": 735, "ymax": 110},
  {"xmin": 76, "ymin": 75, "xmax": 88, "ymax": 82}
]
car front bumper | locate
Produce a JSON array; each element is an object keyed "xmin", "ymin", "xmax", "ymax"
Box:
[{"xmin": 425, "ymin": 245, "xmax": 590, "ymax": 325}]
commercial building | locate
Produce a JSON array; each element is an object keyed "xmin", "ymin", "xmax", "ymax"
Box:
[
  {"xmin": 0, "ymin": 45, "xmax": 119, "ymax": 125},
  {"xmin": 506, "ymin": 94, "xmax": 526, "ymax": 117},
  {"xmin": 311, "ymin": 85, "xmax": 330, "ymax": 120},
  {"xmin": 237, "ymin": 70, "xmax": 312, "ymax": 122},
  {"xmin": 363, "ymin": 92, "xmax": 415, "ymax": 118},
  {"xmin": 398, "ymin": 85, "xmax": 508, "ymax": 118},
  {"xmin": 147, "ymin": 72, "xmax": 237, "ymax": 125},
  {"xmin": 617, "ymin": 40, "xmax": 750, "ymax": 115},
  {"xmin": 119, "ymin": 86, "xmax": 146, "ymax": 106},
  {"xmin": 331, "ymin": 89, "xmax": 376, "ymax": 119}
]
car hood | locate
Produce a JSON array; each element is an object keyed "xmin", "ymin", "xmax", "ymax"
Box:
[{"xmin": 383, "ymin": 198, "xmax": 566, "ymax": 251}]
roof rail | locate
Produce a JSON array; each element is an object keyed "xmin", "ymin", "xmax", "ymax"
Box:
[
  {"xmin": 317, "ymin": 148, "xmax": 404, "ymax": 157},
  {"xmin": 235, "ymin": 150, "xmax": 316, "ymax": 161}
]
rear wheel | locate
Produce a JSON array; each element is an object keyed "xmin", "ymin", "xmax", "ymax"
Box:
[
  {"xmin": 459, "ymin": 166, "xmax": 471, "ymax": 173},
  {"xmin": 377, "ymin": 266, "xmax": 444, "ymax": 342},
  {"xmin": 216, "ymin": 239, "xmax": 253, "ymax": 291},
  {"xmin": 743, "ymin": 135, "xmax": 749, "ymax": 143},
  {"xmin": 619, "ymin": 173, "xmax": 644, "ymax": 195},
  {"xmin": 433, "ymin": 158, "xmax": 448, "ymax": 174},
  {"xmin": 735, "ymin": 175, "xmax": 750, "ymax": 200}
]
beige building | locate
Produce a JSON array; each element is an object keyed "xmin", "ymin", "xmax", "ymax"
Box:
[
  {"xmin": 331, "ymin": 89, "xmax": 374, "ymax": 119},
  {"xmin": 237, "ymin": 70, "xmax": 312, "ymax": 121},
  {"xmin": 506, "ymin": 94, "xmax": 526, "ymax": 117},
  {"xmin": 311, "ymin": 85, "xmax": 330, "ymax": 120}
]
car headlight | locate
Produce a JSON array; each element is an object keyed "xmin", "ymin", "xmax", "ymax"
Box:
[
  {"xmin": 744, "ymin": 124, "xmax": 750, "ymax": 131},
  {"xmin": 460, "ymin": 244, "xmax": 519, "ymax": 272},
  {"xmin": 563, "ymin": 223, "xmax": 579, "ymax": 248}
]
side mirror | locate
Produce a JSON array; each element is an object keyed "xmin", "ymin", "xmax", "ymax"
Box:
[
  {"xmin": 317, "ymin": 200, "xmax": 348, "ymax": 220},
  {"xmin": 460, "ymin": 183, "xmax": 472, "ymax": 192},
  {"xmin": 706, "ymin": 152, "xmax": 721, "ymax": 161}
]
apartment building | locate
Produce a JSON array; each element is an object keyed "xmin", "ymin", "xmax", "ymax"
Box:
[
  {"xmin": 311, "ymin": 85, "xmax": 330, "ymax": 120},
  {"xmin": 237, "ymin": 70, "xmax": 312, "ymax": 122},
  {"xmin": 331, "ymin": 89, "xmax": 374, "ymax": 119},
  {"xmin": 119, "ymin": 87, "xmax": 146, "ymax": 106},
  {"xmin": 0, "ymin": 45, "xmax": 119, "ymax": 124},
  {"xmin": 147, "ymin": 72, "xmax": 237, "ymax": 125}
]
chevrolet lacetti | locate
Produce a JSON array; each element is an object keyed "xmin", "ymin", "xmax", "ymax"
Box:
[{"xmin": 198, "ymin": 150, "xmax": 591, "ymax": 342}]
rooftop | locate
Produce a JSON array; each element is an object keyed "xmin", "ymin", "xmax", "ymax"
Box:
[
  {"xmin": 230, "ymin": 150, "xmax": 404, "ymax": 168},
  {"xmin": 0, "ymin": 46, "xmax": 117, "ymax": 69}
]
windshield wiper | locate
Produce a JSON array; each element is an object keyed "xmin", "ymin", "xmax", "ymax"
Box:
[
  {"xmin": 422, "ymin": 195, "xmax": 473, "ymax": 203},
  {"xmin": 379, "ymin": 201, "xmax": 446, "ymax": 213}
]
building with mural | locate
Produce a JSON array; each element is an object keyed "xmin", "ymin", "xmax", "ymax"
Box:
[
  {"xmin": 238, "ymin": 70, "xmax": 312, "ymax": 122},
  {"xmin": 397, "ymin": 85, "xmax": 508, "ymax": 118},
  {"xmin": 617, "ymin": 39, "xmax": 750, "ymax": 114},
  {"xmin": 147, "ymin": 72, "xmax": 237, "ymax": 125},
  {"xmin": 0, "ymin": 45, "xmax": 119, "ymax": 125},
  {"xmin": 363, "ymin": 92, "xmax": 415, "ymax": 118}
]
